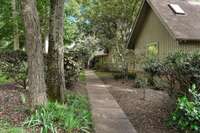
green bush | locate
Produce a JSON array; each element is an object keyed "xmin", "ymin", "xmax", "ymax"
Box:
[
  {"xmin": 169, "ymin": 85, "xmax": 200, "ymax": 132},
  {"xmin": 0, "ymin": 51, "xmax": 27, "ymax": 88},
  {"xmin": 64, "ymin": 54, "xmax": 80, "ymax": 87},
  {"xmin": 144, "ymin": 51, "xmax": 200, "ymax": 96},
  {"xmin": 79, "ymin": 70, "xmax": 86, "ymax": 82},
  {"xmin": 0, "ymin": 119, "xmax": 25, "ymax": 133},
  {"xmin": 112, "ymin": 72, "xmax": 123, "ymax": 80},
  {"xmin": 0, "ymin": 51, "xmax": 81, "ymax": 89},
  {"xmin": 127, "ymin": 73, "xmax": 136, "ymax": 80},
  {"xmin": 134, "ymin": 78, "xmax": 147, "ymax": 88},
  {"xmin": 94, "ymin": 62, "xmax": 110, "ymax": 72},
  {"xmin": 143, "ymin": 58, "xmax": 166, "ymax": 88},
  {"xmin": 24, "ymin": 92, "xmax": 92, "ymax": 133}
]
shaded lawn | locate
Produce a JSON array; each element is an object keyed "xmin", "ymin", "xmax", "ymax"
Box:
[
  {"xmin": 95, "ymin": 71, "xmax": 113, "ymax": 80},
  {"xmin": 79, "ymin": 70, "xmax": 86, "ymax": 82}
]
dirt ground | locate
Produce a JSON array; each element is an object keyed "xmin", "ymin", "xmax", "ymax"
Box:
[
  {"xmin": 0, "ymin": 81, "xmax": 87, "ymax": 131},
  {"xmin": 0, "ymin": 84, "xmax": 29, "ymax": 126},
  {"xmin": 97, "ymin": 72, "xmax": 179, "ymax": 133}
]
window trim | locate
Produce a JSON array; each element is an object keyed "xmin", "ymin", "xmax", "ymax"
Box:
[{"xmin": 146, "ymin": 41, "xmax": 159, "ymax": 57}]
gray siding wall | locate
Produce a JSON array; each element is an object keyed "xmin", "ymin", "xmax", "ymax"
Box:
[{"xmin": 134, "ymin": 8, "xmax": 200, "ymax": 71}]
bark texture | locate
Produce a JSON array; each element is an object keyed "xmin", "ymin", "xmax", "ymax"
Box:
[
  {"xmin": 21, "ymin": 0, "xmax": 47, "ymax": 107},
  {"xmin": 12, "ymin": 0, "xmax": 19, "ymax": 50},
  {"xmin": 47, "ymin": 0, "xmax": 65, "ymax": 102}
]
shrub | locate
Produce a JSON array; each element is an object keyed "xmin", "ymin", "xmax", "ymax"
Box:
[
  {"xmin": 0, "ymin": 51, "xmax": 27, "ymax": 88},
  {"xmin": 64, "ymin": 54, "xmax": 80, "ymax": 87},
  {"xmin": 169, "ymin": 85, "xmax": 200, "ymax": 132},
  {"xmin": 94, "ymin": 62, "xmax": 110, "ymax": 72},
  {"xmin": 134, "ymin": 78, "xmax": 147, "ymax": 88},
  {"xmin": 127, "ymin": 73, "xmax": 136, "ymax": 80},
  {"xmin": 144, "ymin": 51, "xmax": 200, "ymax": 96},
  {"xmin": 24, "ymin": 92, "xmax": 92, "ymax": 133},
  {"xmin": 143, "ymin": 58, "xmax": 163, "ymax": 87},
  {"xmin": 112, "ymin": 72, "xmax": 124, "ymax": 80},
  {"xmin": 79, "ymin": 70, "xmax": 86, "ymax": 82}
]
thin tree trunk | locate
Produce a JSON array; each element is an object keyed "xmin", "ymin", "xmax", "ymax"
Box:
[
  {"xmin": 47, "ymin": 0, "xmax": 65, "ymax": 102},
  {"xmin": 12, "ymin": 0, "xmax": 19, "ymax": 50},
  {"xmin": 21, "ymin": 0, "xmax": 47, "ymax": 107}
]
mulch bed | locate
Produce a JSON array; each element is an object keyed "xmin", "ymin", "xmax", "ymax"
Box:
[
  {"xmin": 99, "ymin": 76, "xmax": 179, "ymax": 133},
  {"xmin": 0, "ymin": 83, "xmax": 29, "ymax": 126}
]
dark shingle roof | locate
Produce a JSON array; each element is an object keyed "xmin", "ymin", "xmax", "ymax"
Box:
[{"xmin": 128, "ymin": 0, "xmax": 200, "ymax": 48}]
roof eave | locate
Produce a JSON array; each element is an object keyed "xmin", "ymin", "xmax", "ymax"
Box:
[
  {"xmin": 127, "ymin": 0, "xmax": 146, "ymax": 49},
  {"xmin": 177, "ymin": 38, "xmax": 200, "ymax": 43}
]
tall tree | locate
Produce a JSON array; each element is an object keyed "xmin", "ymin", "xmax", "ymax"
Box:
[
  {"xmin": 79, "ymin": 0, "xmax": 141, "ymax": 77},
  {"xmin": 12, "ymin": 0, "xmax": 20, "ymax": 50},
  {"xmin": 21, "ymin": 0, "xmax": 47, "ymax": 107},
  {"xmin": 47, "ymin": 0, "xmax": 65, "ymax": 102}
]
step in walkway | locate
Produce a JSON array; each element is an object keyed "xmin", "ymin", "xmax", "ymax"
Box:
[{"xmin": 85, "ymin": 70, "xmax": 137, "ymax": 133}]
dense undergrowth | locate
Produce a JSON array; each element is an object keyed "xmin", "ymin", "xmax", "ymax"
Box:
[
  {"xmin": 0, "ymin": 91, "xmax": 92, "ymax": 133},
  {"xmin": 144, "ymin": 51, "xmax": 200, "ymax": 132},
  {"xmin": 168, "ymin": 85, "xmax": 200, "ymax": 132}
]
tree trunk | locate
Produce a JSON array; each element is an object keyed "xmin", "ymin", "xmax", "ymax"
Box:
[
  {"xmin": 47, "ymin": 0, "xmax": 65, "ymax": 102},
  {"xmin": 21, "ymin": 0, "xmax": 47, "ymax": 107},
  {"xmin": 12, "ymin": 0, "xmax": 20, "ymax": 50}
]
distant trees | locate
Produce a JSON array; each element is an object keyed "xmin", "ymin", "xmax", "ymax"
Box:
[
  {"xmin": 21, "ymin": 0, "xmax": 47, "ymax": 107},
  {"xmin": 77, "ymin": 0, "xmax": 141, "ymax": 76}
]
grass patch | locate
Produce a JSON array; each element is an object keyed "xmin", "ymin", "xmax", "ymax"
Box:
[
  {"xmin": 0, "ymin": 72, "xmax": 11, "ymax": 84},
  {"xmin": 79, "ymin": 70, "xmax": 86, "ymax": 82},
  {"xmin": 0, "ymin": 119, "xmax": 25, "ymax": 133},
  {"xmin": 24, "ymin": 91, "xmax": 92, "ymax": 133},
  {"xmin": 95, "ymin": 71, "xmax": 113, "ymax": 79}
]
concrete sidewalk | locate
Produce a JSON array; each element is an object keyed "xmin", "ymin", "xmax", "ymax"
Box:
[{"xmin": 86, "ymin": 70, "xmax": 137, "ymax": 133}]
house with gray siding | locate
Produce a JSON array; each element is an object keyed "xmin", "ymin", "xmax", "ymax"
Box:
[{"xmin": 128, "ymin": 0, "xmax": 200, "ymax": 71}]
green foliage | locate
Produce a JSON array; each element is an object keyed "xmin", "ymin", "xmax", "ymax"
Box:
[
  {"xmin": 79, "ymin": 70, "xmax": 86, "ymax": 82},
  {"xmin": 169, "ymin": 85, "xmax": 200, "ymax": 132},
  {"xmin": 127, "ymin": 73, "xmax": 136, "ymax": 80},
  {"xmin": 143, "ymin": 58, "xmax": 163, "ymax": 87},
  {"xmin": 0, "ymin": 119, "xmax": 25, "ymax": 133},
  {"xmin": 24, "ymin": 92, "xmax": 92, "ymax": 133},
  {"xmin": 95, "ymin": 71, "xmax": 113, "ymax": 79},
  {"xmin": 143, "ymin": 58, "xmax": 163, "ymax": 77},
  {"xmin": 64, "ymin": 53, "xmax": 80, "ymax": 87},
  {"xmin": 134, "ymin": 78, "xmax": 147, "ymax": 88},
  {"xmin": 144, "ymin": 51, "xmax": 200, "ymax": 96},
  {"xmin": 0, "ymin": 51, "xmax": 27, "ymax": 88},
  {"xmin": 94, "ymin": 61, "xmax": 110, "ymax": 72},
  {"xmin": 64, "ymin": 0, "xmax": 80, "ymax": 45},
  {"xmin": 0, "ymin": 0, "xmax": 25, "ymax": 50},
  {"xmin": 112, "ymin": 72, "xmax": 124, "ymax": 80},
  {"xmin": 36, "ymin": 0, "xmax": 50, "ymax": 41},
  {"xmin": 0, "ymin": 72, "xmax": 11, "ymax": 84}
]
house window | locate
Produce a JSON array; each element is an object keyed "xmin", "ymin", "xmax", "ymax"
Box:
[{"xmin": 146, "ymin": 42, "xmax": 159, "ymax": 57}]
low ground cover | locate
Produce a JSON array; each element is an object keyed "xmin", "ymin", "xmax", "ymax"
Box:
[
  {"xmin": 144, "ymin": 52, "xmax": 200, "ymax": 132},
  {"xmin": 0, "ymin": 72, "xmax": 12, "ymax": 84},
  {"xmin": 79, "ymin": 70, "xmax": 86, "ymax": 82},
  {"xmin": 0, "ymin": 71, "xmax": 92, "ymax": 133}
]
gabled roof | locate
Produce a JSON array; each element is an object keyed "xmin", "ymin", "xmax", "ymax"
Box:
[{"xmin": 128, "ymin": 0, "xmax": 200, "ymax": 49}]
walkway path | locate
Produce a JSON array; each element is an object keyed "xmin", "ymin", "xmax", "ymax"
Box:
[{"xmin": 85, "ymin": 70, "xmax": 137, "ymax": 133}]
